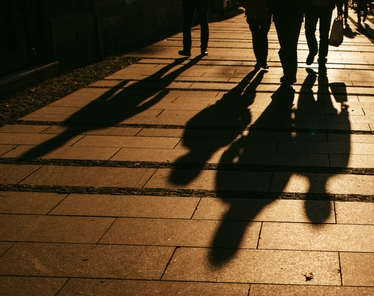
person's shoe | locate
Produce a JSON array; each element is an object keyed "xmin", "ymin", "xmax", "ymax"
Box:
[
  {"xmin": 261, "ymin": 63, "xmax": 269, "ymax": 69},
  {"xmin": 179, "ymin": 50, "xmax": 191, "ymax": 56},
  {"xmin": 306, "ymin": 53, "xmax": 315, "ymax": 65},
  {"xmin": 200, "ymin": 50, "xmax": 208, "ymax": 56}
]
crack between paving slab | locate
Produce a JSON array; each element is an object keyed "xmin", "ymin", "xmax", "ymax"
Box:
[{"xmin": 160, "ymin": 246, "xmax": 179, "ymax": 281}]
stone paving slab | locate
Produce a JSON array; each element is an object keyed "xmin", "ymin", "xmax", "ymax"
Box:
[
  {"xmin": 163, "ymin": 248, "xmax": 341, "ymax": 285},
  {"xmin": 100, "ymin": 217, "xmax": 261, "ymax": 248},
  {"xmin": 0, "ymin": 243, "xmax": 174, "ymax": 280},
  {"xmin": 335, "ymin": 201, "xmax": 374, "ymax": 224},
  {"xmin": 19, "ymin": 165, "xmax": 156, "ymax": 188},
  {"xmin": 0, "ymin": 276, "xmax": 67, "ymax": 296},
  {"xmin": 340, "ymin": 252, "xmax": 374, "ymax": 286},
  {"xmin": 58, "ymin": 279, "xmax": 250, "ymax": 296},
  {"xmin": 0, "ymin": 191, "xmax": 66, "ymax": 214},
  {"xmin": 193, "ymin": 198, "xmax": 336, "ymax": 223},
  {"xmin": 249, "ymin": 284, "xmax": 374, "ymax": 296},
  {"xmin": 50, "ymin": 194, "xmax": 199, "ymax": 219},
  {"xmin": 259, "ymin": 222, "xmax": 374, "ymax": 252},
  {"xmin": 0, "ymin": 214, "xmax": 114, "ymax": 243},
  {"xmin": 0, "ymin": 164, "xmax": 41, "ymax": 184},
  {"xmin": 2, "ymin": 145, "xmax": 121, "ymax": 160}
]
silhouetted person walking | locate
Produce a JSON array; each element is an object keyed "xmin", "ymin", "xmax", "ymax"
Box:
[
  {"xmin": 305, "ymin": 0, "xmax": 343, "ymax": 75},
  {"xmin": 356, "ymin": 0, "xmax": 368, "ymax": 26},
  {"xmin": 174, "ymin": 0, "xmax": 210, "ymax": 56},
  {"xmin": 273, "ymin": 0, "xmax": 306, "ymax": 85},
  {"xmin": 244, "ymin": 0, "xmax": 274, "ymax": 69}
]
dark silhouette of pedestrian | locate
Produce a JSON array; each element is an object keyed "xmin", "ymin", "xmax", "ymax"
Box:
[
  {"xmin": 356, "ymin": 0, "xmax": 368, "ymax": 26},
  {"xmin": 244, "ymin": 0, "xmax": 274, "ymax": 69},
  {"xmin": 305, "ymin": 0, "xmax": 343, "ymax": 75},
  {"xmin": 174, "ymin": 0, "xmax": 210, "ymax": 56},
  {"xmin": 273, "ymin": 0, "xmax": 307, "ymax": 85},
  {"xmin": 343, "ymin": 0, "xmax": 349, "ymax": 26}
]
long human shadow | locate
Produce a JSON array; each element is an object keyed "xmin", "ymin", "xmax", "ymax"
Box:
[
  {"xmin": 209, "ymin": 69, "xmax": 350, "ymax": 268},
  {"xmin": 21, "ymin": 56, "xmax": 202, "ymax": 159},
  {"xmin": 169, "ymin": 68, "xmax": 267, "ymax": 185}
]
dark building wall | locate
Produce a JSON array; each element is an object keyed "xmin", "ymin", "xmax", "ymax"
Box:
[
  {"xmin": 45, "ymin": 0, "xmax": 99, "ymax": 72},
  {"xmin": 93, "ymin": 0, "xmax": 184, "ymax": 57}
]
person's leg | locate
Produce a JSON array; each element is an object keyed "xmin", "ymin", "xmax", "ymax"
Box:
[
  {"xmin": 258, "ymin": 18, "xmax": 271, "ymax": 68},
  {"xmin": 248, "ymin": 19, "xmax": 262, "ymax": 67},
  {"xmin": 196, "ymin": 0, "xmax": 210, "ymax": 54},
  {"xmin": 275, "ymin": 21, "xmax": 302, "ymax": 84},
  {"xmin": 181, "ymin": 0, "xmax": 196, "ymax": 55},
  {"xmin": 344, "ymin": 0, "xmax": 349, "ymax": 25},
  {"xmin": 318, "ymin": 7, "xmax": 333, "ymax": 74},
  {"xmin": 305, "ymin": 5, "xmax": 319, "ymax": 65}
]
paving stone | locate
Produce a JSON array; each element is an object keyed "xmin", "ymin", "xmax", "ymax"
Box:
[
  {"xmin": 0, "ymin": 242, "xmax": 174, "ymax": 280},
  {"xmin": 0, "ymin": 164, "xmax": 41, "ymax": 184},
  {"xmin": 0, "ymin": 242, "xmax": 13, "ymax": 257},
  {"xmin": 110, "ymin": 147, "xmax": 224, "ymax": 163},
  {"xmin": 0, "ymin": 125, "xmax": 50, "ymax": 133},
  {"xmin": 0, "ymin": 191, "xmax": 66, "ymax": 214},
  {"xmin": 0, "ymin": 276, "xmax": 67, "ymax": 296},
  {"xmin": 42, "ymin": 126, "xmax": 141, "ymax": 136},
  {"xmin": 137, "ymin": 128, "xmax": 184, "ymax": 138},
  {"xmin": 100, "ymin": 218, "xmax": 261, "ymax": 248},
  {"xmin": 336, "ymin": 201, "xmax": 374, "ymax": 224},
  {"xmin": 330, "ymin": 153, "xmax": 374, "ymax": 168},
  {"xmin": 19, "ymin": 165, "xmax": 156, "ymax": 188},
  {"xmin": 163, "ymin": 248, "xmax": 341, "ymax": 285},
  {"xmin": 147, "ymin": 168, "xmax": 272, "ymax": 191},
  {"xmin": 0, "ymin": 144, "xmax": 16, "ymax": 156},
  {"xmin": 340, "ymin": 252, "xmax": 374, "ymax": 286},
  {"xmin": 58, "ymin": 279, "xmax": 250, "ymax": 296},
  {"xmin": 0, "ymin": 133, "xmax": 56, "ymax": 145},
  {"xmin": 259, "ymin": 222, "xmax": 374, "ymax": 252},
  {"xmin": 0, "ymin": 214, "xmax": 115, "ymax": 243},
  {"xmin": 2, "ymin": 145, "xmax": 120, "ymax": 160},
  {"xmin": 271, "ymin": 172, "xmax": 374, "ymax": 195},
  {"xmin": 50, "ymin": 194, "xmax": 199, "ymax": 219},
  {"xmin": 74, "ymin": 135, "xmax": 180, "ymax": 149},
  {"xmin": 193, "ymin": 198, "xmax": 336, "ymax": 223},
  {"xmin": 249, "ymin": 284, "xmax": 374, "ymax": 295}
]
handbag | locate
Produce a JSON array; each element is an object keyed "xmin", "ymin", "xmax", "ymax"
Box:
[{"xmin": 329, "ymin": 15, "xmax": 344, "ymax": 47}]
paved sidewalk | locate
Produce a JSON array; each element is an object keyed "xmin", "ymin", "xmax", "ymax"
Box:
[{"xmin": 1, "ymin": 7, "xmax": 374, "ymax": 296}]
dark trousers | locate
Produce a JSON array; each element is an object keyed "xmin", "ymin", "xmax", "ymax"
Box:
[
  {"xmin": 182, "ymin": 0, "xmax": 210, "ymax": 51},
  {"xmin": 275, "ymin": 21, "xmax": 302, "ymax": 81},
  {"xmin": 305, "ymin": 5, "xmax": 333, "ymax": 64},
  {"xmin": 248, "ymin": 17, "xmax": 271, "ymax": 64},
  {"xmin": 343, "ymin": 0, "xmax": 349, "ymax": 23},
  {"xmin": 356, "ymin": 0, "xmax": 368, "ymax": 22}
]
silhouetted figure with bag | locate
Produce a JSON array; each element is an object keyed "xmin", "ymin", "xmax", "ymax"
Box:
[
  {"xmin": 305, "ymin": 0, "xmax": 343, "ymax": 75},
  {"xmin": 244, "ymin": 0, "xmax": 274, "ymax": 69},
  {"xmin": 174, "ymin": 0, "xmax": 210, "ymax": 56}
]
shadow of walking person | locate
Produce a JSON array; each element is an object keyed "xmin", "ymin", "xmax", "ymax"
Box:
[
  {"xmin": 209, "ymin": 70, "xmax": 350, "ymax": 268},
  {"xmin": 169, "ymin": 68, "xmax": 267, "ymax": 186},
  {"xmin": 296, "ymin": 71, "xmax": 350, "ymax": 226},
  {"xmin": 210, "ymin": 84, "xmax": 295, "ymax": 268},
  {"xmin": 20, "ymin": 56, "xmax": 202, "ymax": 159}
]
